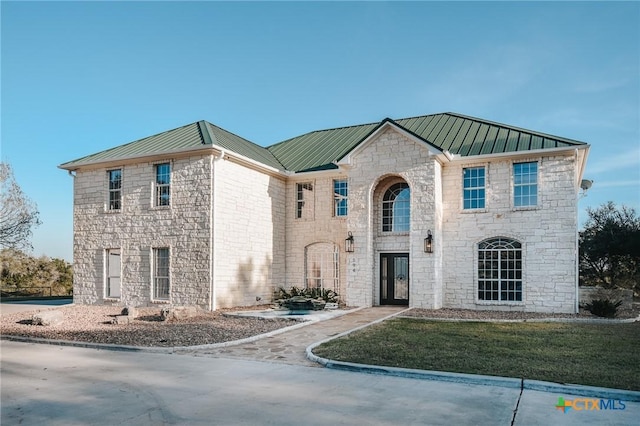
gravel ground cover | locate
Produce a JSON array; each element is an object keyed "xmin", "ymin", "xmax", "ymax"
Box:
[
  {"xmin": 0, "ymin": 305, "xmax": 301, "ymax": 347},
  {"xmin": 2, "ymin": 304, "xmax": 637, "ymax": 349}
]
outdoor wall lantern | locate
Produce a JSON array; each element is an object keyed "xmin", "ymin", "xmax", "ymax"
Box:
[
  {"xmin": 345, "ymin": 231, "xmax": 355, "ymax": 253},
  {"xmin": 424, "ymin": 230, "xmax": 433, "ymax": 253}
]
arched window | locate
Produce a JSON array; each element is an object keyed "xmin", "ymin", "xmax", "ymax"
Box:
[
  {"xmin": 478, "ymin": 237, "xmax": 522, "ymax": 302},
  {"xmin": 382, "ymin": 183, "xmax": 410, "ymax": 232},
  {"xmin": 305, "ymin": 243, "xmax": 339, "ymax": 293}
]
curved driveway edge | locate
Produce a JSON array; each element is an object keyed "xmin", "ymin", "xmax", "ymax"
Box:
[
  {"xmin": 0, "ymin": 307, "xmax": 366, "ymax": 354},
  {"xmin": 306, "ymin": 313, "xmax": 640, "ymax": 403}
]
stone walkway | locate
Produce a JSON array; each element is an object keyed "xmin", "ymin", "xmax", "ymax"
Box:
[{"xmin": 176, "ymin": 306, "xmax": 407, "ymax": 366}]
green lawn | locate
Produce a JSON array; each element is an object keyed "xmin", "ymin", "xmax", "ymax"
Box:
[{"xmin": 313, "ymin": 318, "xmax": 640, "ymax": 391}]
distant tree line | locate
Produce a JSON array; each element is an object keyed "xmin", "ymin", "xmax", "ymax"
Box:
[{"xmin": 0, "ymin": 249, "xmax": 73, "ymax": 297}]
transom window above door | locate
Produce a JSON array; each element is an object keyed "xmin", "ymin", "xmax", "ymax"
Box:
[{"xmin": 382, "ymin": 182, "xmax": 410, "ymax": 232}]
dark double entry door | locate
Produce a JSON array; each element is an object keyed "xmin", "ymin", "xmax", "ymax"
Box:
[{"xmin": 380, "ymin": 253, "xmax": 409, "ymax": 305}]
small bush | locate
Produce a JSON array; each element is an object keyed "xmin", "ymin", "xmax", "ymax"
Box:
[
  {"xmin": 275, "ymin": 286, "xmax": 339, "ymax": 303},
  {"xmin": 584, "ymin": 299, "xmax": 622, "ymax": 318}
]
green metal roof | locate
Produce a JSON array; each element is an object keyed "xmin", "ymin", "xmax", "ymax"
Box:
[
  {"xmin": 269, "ymin": 113, "xmax": 588, "ymax": 172},
  {"xmin": 201, "ymin": 121, "xmax": 283, "ymax": 170},
  {"xmin": 60, "ymin": 121, "xmax": 282, "ymax": 170},
  {"xmin": 60, "ymin": 112, "xmax": 588, "ymax": 173},
  {"xmin": 267, "ymin": 123, "xmax": 379, "ymax": 172}
]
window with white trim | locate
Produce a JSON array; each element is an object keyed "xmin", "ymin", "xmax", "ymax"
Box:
[
  {"xmin": 296, "ymin": 182, "xmax": 314, "ymax": 219},
  {"xmin": 382, "ymin": 183, "xmax": 410, "ymax": 232},
  {"xmin": 108, "ymin": 169, "xmax": 122, "ymax": 211},
  {"xmin": 153, "ymin": 248, "xmax": 170, "ymax": 300},
  {"xmin": 155, "ymin": 163, "xmax": 171, "ymax": 207},
  {"xmin": 463, "ymin": 166, "xmax": 485, "ymax": 210},
  {"xmin": 478, "ymin": 237, "xmax": 522, "ymax": 302},
  {"xmin": 333, "ymin": 179, "xmax": 348, "ymax": 217},
  {"xmin": 513, "ymin": 162, "xmax": 538, "ymax": 207},
  {"xmin": 106, "ymin": 249, "xmax": 121, "ymax": 298},
  {"xmin": 305, "ymin": 243, "xmax": 339, "ymax": 293}
]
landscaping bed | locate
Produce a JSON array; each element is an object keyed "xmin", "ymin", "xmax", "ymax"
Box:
[{"xmin": 0, "ymin": 305, "xmax": 301, "ymax": 347}]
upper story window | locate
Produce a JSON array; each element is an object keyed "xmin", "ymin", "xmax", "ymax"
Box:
[
  {"xmin": 382, "ymin": 183, "xmax": 410, "ymax": 232},
  {"xmin": 155, "ymin": 163, "xmax": 171, "ymax": 207},
  {"xmin": 463, "ymin": 166, "xmax": 485, "ymax": 210},
  {"xmin": 513, "ymin": 162, "xmax": 538, "ymax": 207},
  {"xmin": 333, "ymin": 179, "xmax": 348, "ymax": 217},
  {"xmin": 107, "ymin": 169, "xmax": 122, "ymax": 211},
  {"xmin": 478, "ymin": 237, "xmax": 522, "ymax": 302},
  {"xmin": 296, "ymin": 182, "xmax": 314, "ymax": 219}
]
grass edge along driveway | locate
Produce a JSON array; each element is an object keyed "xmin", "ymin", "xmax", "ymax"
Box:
[{"xmin": 313, "ymin": 318, "xmax": 640, "ymax": 391}]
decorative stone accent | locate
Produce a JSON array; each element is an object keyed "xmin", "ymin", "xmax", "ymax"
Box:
[
  {"xmin": 160, "ymin": 306, "xmax": 199, "ymax": 321},
  {"xmin": 121, "ymin": 306, "xmax": 138, "ymax": 318},
  {"xmin": 111, "ymin": 315, "xmax": 131, "ymax": 325},
  {"xmin": 32, "ymin": 310, "xmax": 63, "ymax": 326}
]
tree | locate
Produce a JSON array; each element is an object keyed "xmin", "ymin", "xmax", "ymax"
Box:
[
  {"xmin": 0, "ymin": 249, "xmax": 73, "ymax": 296},
  {"xmin": 579, "ymin": 202, "xmax": 640, "ymax": 294},
  {"xmin": 0, "ymin": 162, "xmax": 41, "ymax": 250}
]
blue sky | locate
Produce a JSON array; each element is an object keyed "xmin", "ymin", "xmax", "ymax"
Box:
[{"xmin": 1, "ymin": 1, "xmax": 638, "ymax": 262}]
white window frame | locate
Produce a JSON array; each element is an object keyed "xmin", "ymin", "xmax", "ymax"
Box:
[
  {"xmin": 152, "ymin": 247, "xmax": 170, "ymax": 301},
  {"xmin": 477, "ymin": 237, "xmax": 523, "ymax": 304},
  {"xmin": 382, "ymin": 182, "xmax": 410, "ymax": 233},
  {"xmin": 105, "ymin": 248, "xmax": 121, "ymax": 299},
  {"xmin": 333, "ymin": 179, "xmax": 348, "ymax": 217},
  {"xmin": 305, "ymin": 243, "xmax": 339, "ymax": 294},
  {"xmin": 154, "ymin": 162, "xmax": 171, "ymax": 208},
  {"xmin": 462, "ymin": 165, "xmax": 486, "ymax": 210},
  {"xmin": 513, "ymin": 161, "xmax": 538, "ymax": 209},
  {"xmin": 106, "ymin": 168, "xmax": 122, "ymax": 212},
  {"xmin": 296, "ymin": 182, "xmax": 314, "ymax": 220}
]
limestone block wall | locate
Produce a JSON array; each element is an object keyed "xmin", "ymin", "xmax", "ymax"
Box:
[
  {"xmin": 345, "ymin": 127, "xmax": 442, "ymax": 308},
  {"xmin": 72, "ymin": 155, "xmax": 213, "ymax": 308},
  {"xmin": 441, "ymin": 153, "xmax": 579, "ymax": 313},
  {"xmin": 212, "ymin": 158, "xmax": 286, "ymax": 308},
  {"xmin": 284, "ymin": 173, "xmax": 349, "ymax": 300}
]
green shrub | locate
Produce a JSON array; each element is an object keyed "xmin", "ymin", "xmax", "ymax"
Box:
[
  {"xmin": 584, "ymin": 299, "xmax": 623, "ymax": 318},
  {"xmin": 275, "ymin": 286, "xmax": 339, "ymax": 303}
]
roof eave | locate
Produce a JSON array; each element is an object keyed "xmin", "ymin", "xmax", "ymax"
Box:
[
  {"xmin": 446, "ymin": 144, "xmax": 591, "ymax": 163},
  {"xmin": 58, "ymin": 145, "xmax": 217, "ymax": 171}
]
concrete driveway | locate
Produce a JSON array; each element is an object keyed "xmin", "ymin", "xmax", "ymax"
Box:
[{"xmin": 1, "ymin": 341, "xmax": 638, "ymax": 425}]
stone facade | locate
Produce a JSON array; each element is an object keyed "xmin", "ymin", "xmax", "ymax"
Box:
[
  {"xmin": 211, "ymin": 156, "xmax": 286, "ymax": 308},
  {"xmin": 73, "ymin": 155, "xmax": 214, "ymax": 308},
  {"xmin": 69, "ymin": 119, "xmax": 585, "ymax": 314}
]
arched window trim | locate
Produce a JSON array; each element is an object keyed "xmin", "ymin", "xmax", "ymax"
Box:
[
  {"xmin": 304, "ymin": 242, "xmax": 339, "ymax": 293},
  {"xmin": 382, "ymin": 182, "xmax": 410, "ymax": 233},
  {"xmin": 477, "ymin": 237, "xmax": 523, "ymax": 303}
]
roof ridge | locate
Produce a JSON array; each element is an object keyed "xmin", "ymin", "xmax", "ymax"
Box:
[
  {"xmin": 203, "ymin": 121, "xmax": 286, "ymax": 170},
  {"xmin": 267, "ymin": 120, "xmax": 381, "ymax": 149},
  {"xmin": 269, "ymin": 113, "xmax": 451, "ymax": 148}
]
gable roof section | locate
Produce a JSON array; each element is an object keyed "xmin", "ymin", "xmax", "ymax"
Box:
[
  {"xmin": 394, "ymin": 113, "xmax": 587, "ymax": 157},
  {"xmin": 268, "ymin": 113, "xmax": 587, "ymax": 172},
  {"xmin": 59, "ymin": 121, "xmax": 283, "ymax": 170},
  {"xmin": 201, "ymin": 121, "xmax": 283, "ymax": 170},
  {"xmin": 267, "ymin": 122, "xmax": 380, "ymax": 172},
  {"xmin": 60, "ymin": 112, "xmax": 588, "ymax": 173}
]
